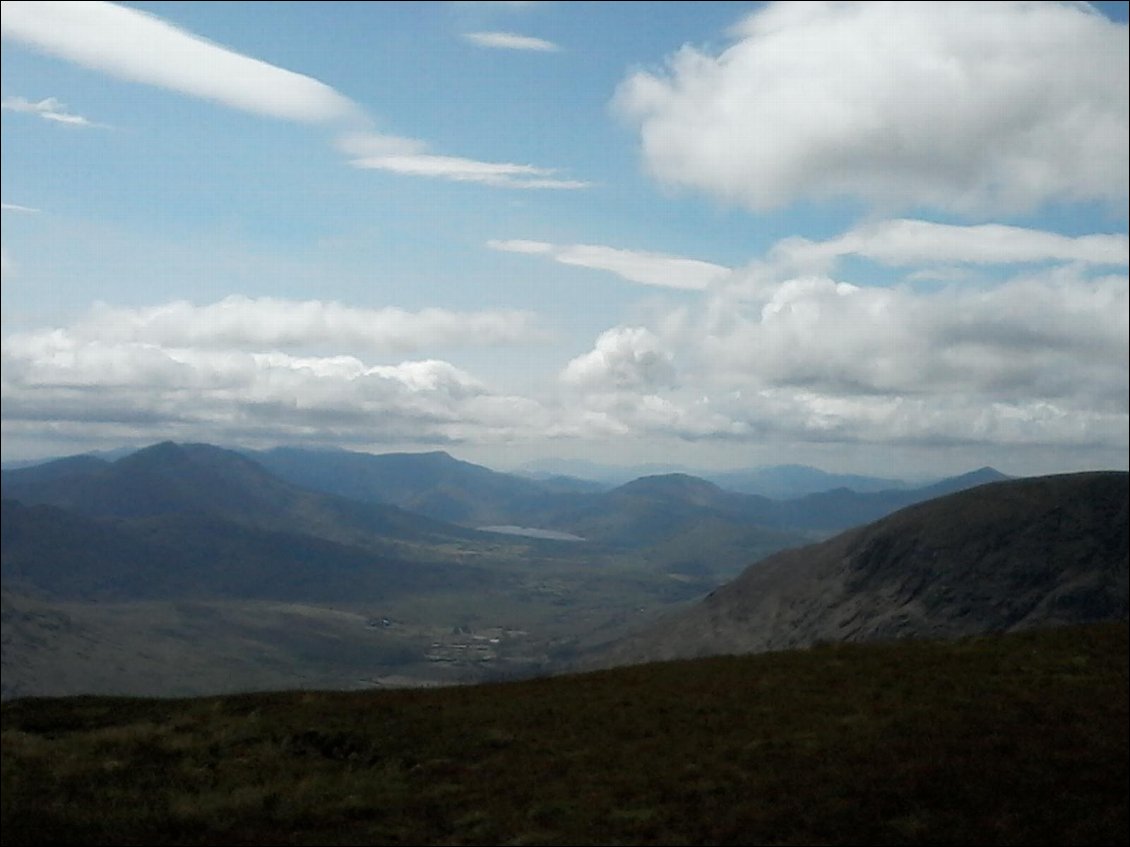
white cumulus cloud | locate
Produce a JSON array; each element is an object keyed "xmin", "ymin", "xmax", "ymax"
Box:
[
  {"xmin": 0, "ymin": 335, "xmax": 556, "ymax": 450},
  {"xmin": 615, "ymin": 1, "xmax": 1129, "ymax": 214},
  {"xmin": 561, "ymin": 326, "xmax": 676, "ymax": 392},
  {"xmin": 555, "ymin": 261, "xmax": 1128, "ymax": 456},
  {"xmin": 64, "ymin": 296, "xmax": 545, "ymax": 352}
]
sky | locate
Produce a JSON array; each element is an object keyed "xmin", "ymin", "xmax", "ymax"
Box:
[{"xmin": 2, "ymin": 0, "xmax": 1127, "ymax": 479}]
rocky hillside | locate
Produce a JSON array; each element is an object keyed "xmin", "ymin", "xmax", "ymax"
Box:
[{"xmin": 590, "ymin": 471, "xmax": 1129, "ymax": 667}]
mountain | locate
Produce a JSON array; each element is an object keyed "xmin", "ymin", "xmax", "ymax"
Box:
[
  {"xmin": 1, "ymin": 441, "xmax": 483, "ymax": 550},
  {"xmin": 522, "ymin": 473, "xmax": 775, "ymax": 549},
  {"xmin": 768, "ymin": 466, "xmax": 1013, "ymax": 531},
  {"xmin": 0, "ymin": 453, "xmax": 110, "ymax": 482},
  {"xmin": 0, "ymin": 498, "xmax": 493, "ymax": 603},
  {"xmin": 519, "ymin": 458, "xmax": 927, "ymax": 497},
  {"xmin": 704, "ymin": 464, "xmax": 909, "ymax": 498},
  {"xmin": 4, "ymin": 443, "xmax": 786, "ymax": 698},
  {"xmin": 3, "ymin": 444, "xmax": 1017, "ymax": 572},
  {"xmin": 590, "ymin": 471, "xmax": 1128, "ymax": 667},
  {"xmin": 521, "ymin": 468, "xmax": 1013, "ymax": 544},
  {"xmin": 252, "ymin": 446, "xmax": 564, "ymax": 526}
]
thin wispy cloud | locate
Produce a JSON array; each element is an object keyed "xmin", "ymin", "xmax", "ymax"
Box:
[
  {"xmin": 489, "ymin": 239, "xmax": 730, "ymax": 289},
  {"xmin": 1, "ymin": 95, "xmax": 99, "ymax": 127},
  {"xmin": 1, "ymin": 203, "xmax": 42, "ymax": 213},
  {"xmin": 770, "ymin": 220, "xmax": 1130, "ymax": 275},
  {"xmin": 352, "ymin": 154, "xmax": 587, "ymax": 189},
  {"xmin": 1, "ymin": 1, "xmax": 583, "ymax": 190},
  {"xmin": 0, "ymin": 1, "xmax": 361, "ymax": 124},
  {"xmin": 463, "ymin": 31, "xmax": 560, "ymax": 51}
]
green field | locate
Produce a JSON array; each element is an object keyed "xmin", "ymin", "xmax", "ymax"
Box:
[{"xmin": 3, "ymin": 622, "xmax": 1126, "ymax": 846}]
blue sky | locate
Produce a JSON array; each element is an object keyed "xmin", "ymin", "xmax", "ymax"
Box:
[{"xmin": 2, "ymin": 1, "xmax": 1127, "ymax": 478}]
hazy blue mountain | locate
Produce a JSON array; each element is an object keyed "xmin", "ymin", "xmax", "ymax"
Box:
[
  {"xmin": 520, "ymin": 468, "xmax": 1014, "ymax": 543},
  {"xmin": 1, "ymin": 441, "xmax": 484, "ymax": 550},
  {"xmin": 510, "ymin": 471, "xmax": 611, "ymax": 495},
  {"xmin": 767, "ymin": 466, "xmax": 1013, "ymax": 532},
  {"xmin": 4, "ymin": 443, "xmax": 1014, "ymax": 544},
  {"xmin": 1, "ymin": 498, "xmax": 494, "ymax": 603},
  {"xmin": 591, "ymin": 471, "xmax": 1129, "ymax": 668},
  {"xmin": 515, "ymin": 457, "xmax": 696, "ymax": 486},
  {"xmin": 520, "ymin": 458, "xmax": 921, "ymax": 496},
  {"xmin": 513, "ymin": 473, "xmax": 778, "ymax": 549},
  {"xmin": 0, "ymin": 454, "xmax": 109, "ymax": 483},
  {"xmin": 704, "ymin": 464, "xmax": 910, "ymax": 498},
  {"xmin": 252, "ymin": 446, "xmax": 565, "ymax": 526}
]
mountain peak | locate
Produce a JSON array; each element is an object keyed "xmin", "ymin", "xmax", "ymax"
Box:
[{"xmin": 613, "ymin": 474, "xmax": 729, "ymax": 509}]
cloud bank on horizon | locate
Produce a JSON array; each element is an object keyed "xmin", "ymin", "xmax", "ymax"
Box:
[{"xmin": 1, "ymin": 1, "xmax": 1126, "ymax": 477}]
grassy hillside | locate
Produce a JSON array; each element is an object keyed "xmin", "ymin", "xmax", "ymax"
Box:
[
  {"xmin": 3, "ymin": 622, "xmax": 1126, "ymax": 846},
  {"xmin": 594, "ymin": 471, "xmax": 1129, "ymax": 668}
]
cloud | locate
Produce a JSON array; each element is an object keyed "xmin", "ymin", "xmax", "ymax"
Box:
[
  {"xmin": 1, "ymin": 0, "xmax": 362, "ymax": 124},
  {"xmin": 614, "ymin": 1, "xmax": 1129, "ymax": 214},
  {"xmin": 486, "ymin": 239, "xmax": 554, "ymax": 255},
  {"xmin": 0, "ymin": 335, "xmax": 555, "ymax": 450},
  {"xmin": 463, "ymin": 31, "xmax": 560, "ymax": 51},
  {"xmin": 1, "ymin": 266, "xmax": 1125, "ymax": 461},
  {"xmin": 61, "ymin": 296, "xmax": 545, "ymax": 352},
  {"xmin": 561, "ymin": 326, "xmax": 676, "ymax": 392},
  {"xmin": 557, "ymin": 263, "xmax": 1128, "ymax": 453},
  {"xmin": 770, "ymin": 219, "xmax": 1130, "ymax": 275},
  {"xmin": 349, "ymin": 152, "xmax": 589, "ymax": 189},
  {"xmin": 1, "ymin": 95, "xmax": 100, "ymax": 126},
  {"xmin": 3, "ymin": 2, "xmax": 583, "ymax": 190},
  {"xmin": 1, "ymin": 203, "xmax": 41, "ymax": 213},
  {"xmin": 488, "ymin": 239, "xmax": 730, "ymax": 289}
]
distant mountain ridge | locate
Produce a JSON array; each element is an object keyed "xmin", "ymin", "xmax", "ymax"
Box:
[
  {"xmin": 590, "ymin": 471, "xmax": 1129, "ymax": 668},
  {"xmin": 517, "ymin": 457, "xmax": 924, "ymax": 496},
  {"xmin": 250, "ymin": 446, "xmax": 554, "ymax": 527},
  {"xmin": 1, "ymin": 441, "xmax": 484, "ymax": 550},
  {"xmin": 249, "ymin": 446, "xmax": 1011, "ymax": 538},
  {"xmin": 3, "ymin": 443, "xmax": 1014, "ymax": 547}
]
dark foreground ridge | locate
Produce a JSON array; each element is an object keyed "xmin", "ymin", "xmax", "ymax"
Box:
[{"xmin": 2, "ymin": 622, "xmax": 1127, "ymax": 846}]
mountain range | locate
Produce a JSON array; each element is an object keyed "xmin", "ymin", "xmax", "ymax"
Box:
[{"xmin": 2, "ymin": 441, "xmax": 1123, "ymax": 700}]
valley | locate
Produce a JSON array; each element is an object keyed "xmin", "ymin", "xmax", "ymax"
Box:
[{"xmin": 2, "ymin": 441, "xmax": 1124, "ymax": 700}]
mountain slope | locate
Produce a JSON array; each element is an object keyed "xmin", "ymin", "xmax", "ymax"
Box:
[
  {"xmin": 1, "ymin": 441, "xmax": 483, "ymax": 550},
  {"xmin": 705, "ymin": 464, "xmax": 909, "ymax": 498},
  {"xmin": 0, "ymin": 499, "xmax": 494, "ymax": 603},
  {"xmin": 591, "ymin": 471, "xmax": 1129, "ymax": 667},
  {"xmin": 252, "ymin": 446, "xmax": 557, "ymax": 526},
  {"xmin": 3, "ymin": 623, "xmax": 1126, "ymax": 846},
  {"xmin": 521, "ymin": 468, "xmax": 1013, "ymax": 545},
  {"xmin": 252, "ymin": 447, "xmax": 1011, "ymax": 537}
]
